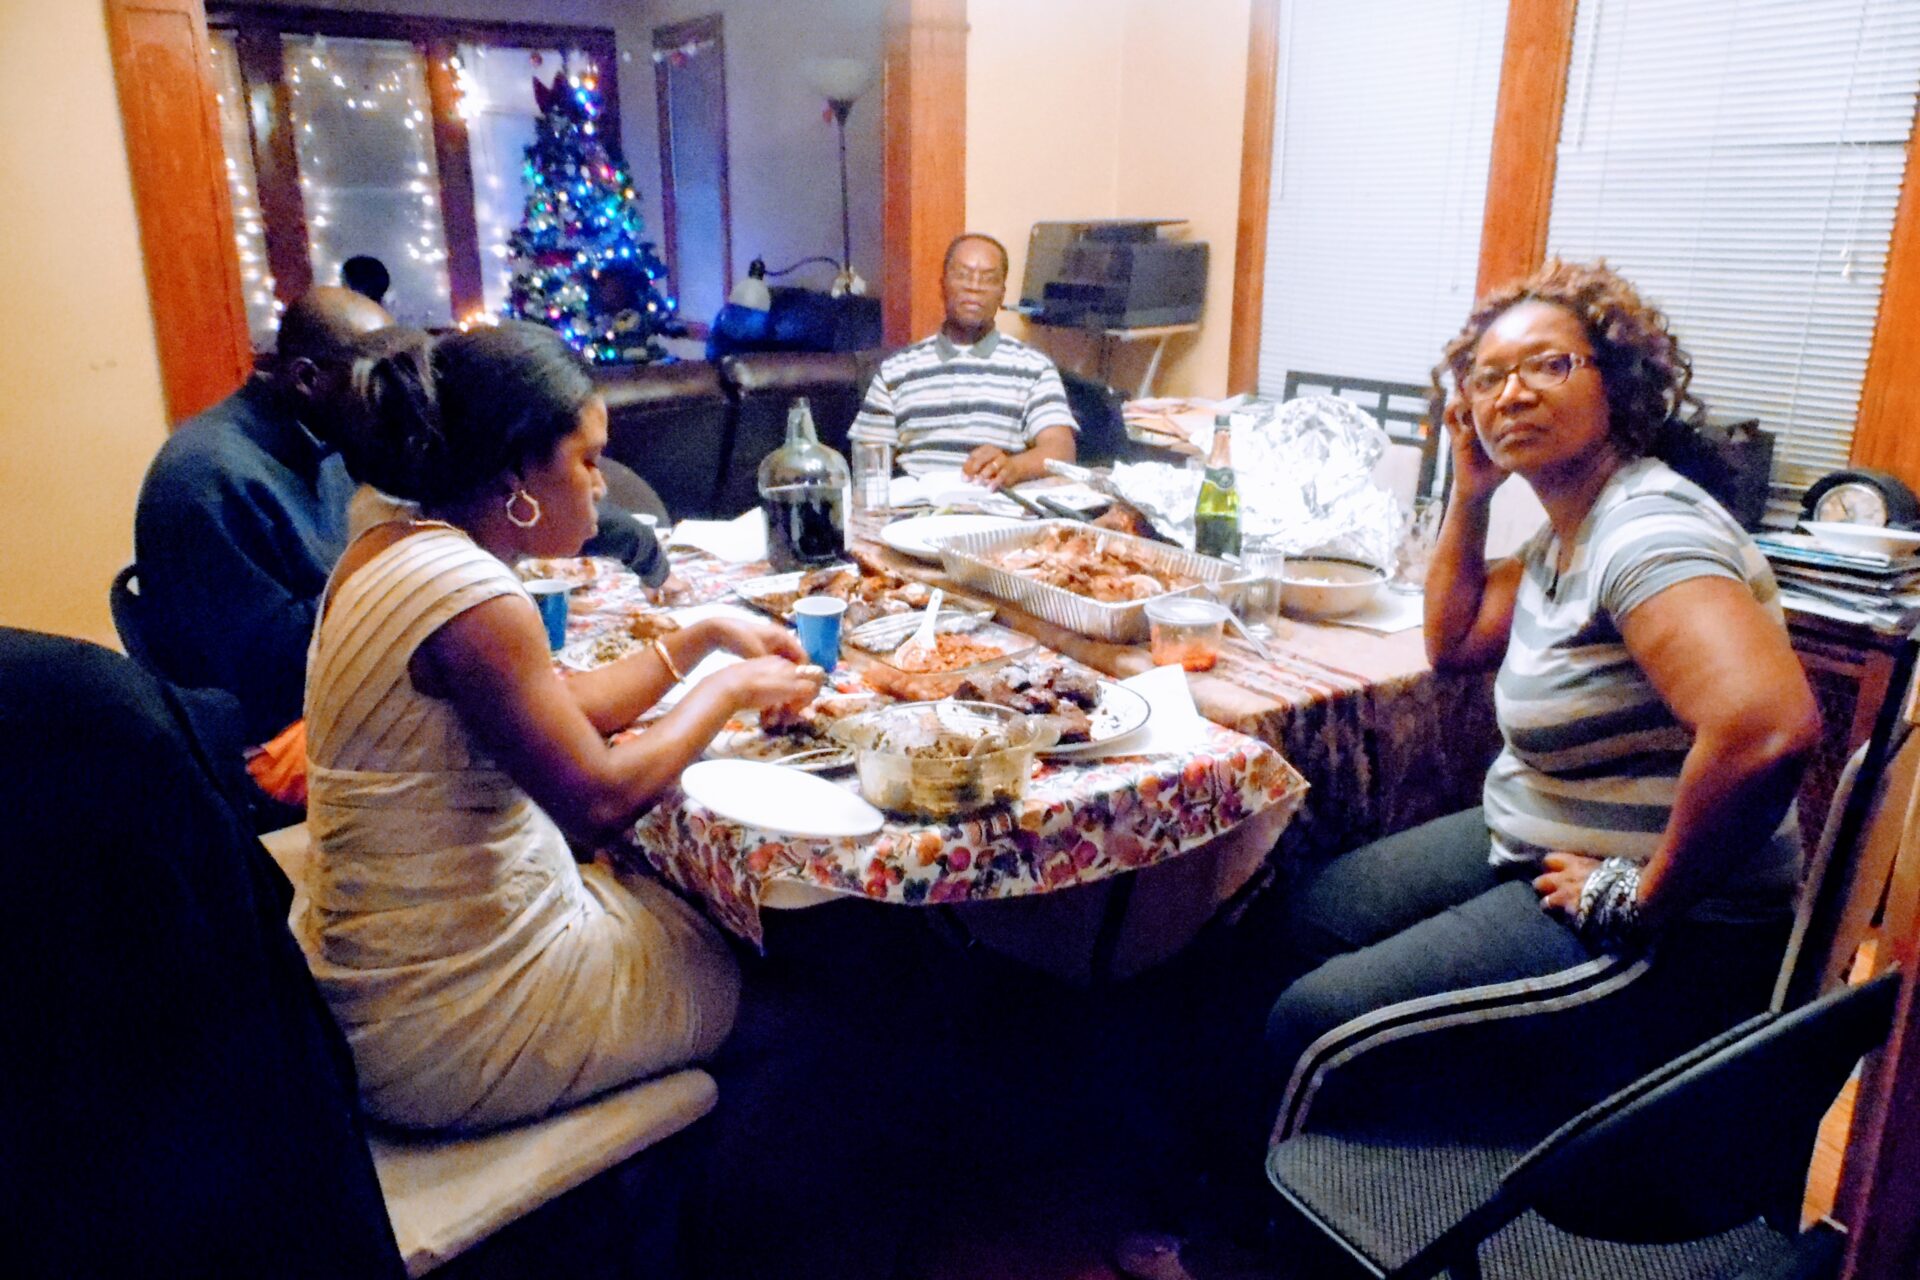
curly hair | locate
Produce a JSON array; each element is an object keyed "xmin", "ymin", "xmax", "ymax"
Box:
[{"xmin": 1434, "ymin": 259, "xmax": 1696, "ymax": 457}]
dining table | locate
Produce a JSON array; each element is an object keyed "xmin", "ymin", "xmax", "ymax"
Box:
[
  {"xmin": 840, "ymin": 511, "xmax": 1502, "ymax": 864},
  {"xmin": 547, "ymin": 542, "xmax": 1312, "ymax": 983}
]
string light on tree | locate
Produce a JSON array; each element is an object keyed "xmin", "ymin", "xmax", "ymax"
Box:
[{"xmin": 504, "ymin": 65, "xmax": 677, "ymax": 363}]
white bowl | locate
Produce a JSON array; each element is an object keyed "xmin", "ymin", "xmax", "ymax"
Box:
[
  {"xmin": 1799, "ymin": 521, "xmax": 1920, "ymax": 559},
  {"xmin": 1280, "ymin": 557, "xmax": 1387, "ymax": 620}
]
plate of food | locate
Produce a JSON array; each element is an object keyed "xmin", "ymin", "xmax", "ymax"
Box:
[
  {"xmin": 703, "ymin": 690, "xmax": 880, "ymax": 772},
  {"xmin": 949, "ymin": 659, "xmax": 1151, "ymax": 753},
  {"xmin": 735, "ymin": 562, "xmax": 964, "ymax": 630},
  {"xmin": 858, "ymin": 622, "xmax": 1039, "ymax": 702},
  {"xmin": 880, "ymin": 514, "xmax": 1026, "ymax": 563},
  {"xmin": 557, "ymin": 612, "xmax": 680, "ymax": 671}
]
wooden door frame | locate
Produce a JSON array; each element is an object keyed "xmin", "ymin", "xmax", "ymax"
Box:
[
  {"xmin": 651, "ymin": 12, "xmax": 733, "ymax": 324},
  {"xmin": 105, "ymin": 0, "xmax": 255, "ymax": 423}
]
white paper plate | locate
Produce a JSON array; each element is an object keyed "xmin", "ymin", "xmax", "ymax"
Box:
[
  {"xmin": 1044, "ymin": 680, "xmax": 1154, "ymax": 756},
  {"xmin": 679, "ymin": 760, "xmax": 884, "ymax": 838},
  {"xmin": 1799, "ymin": 521, "xmax": 1920, "ymax": 559},
  {"xmin": 880, "ymin": 514, "xmax": 1026, "ymax": 562}
]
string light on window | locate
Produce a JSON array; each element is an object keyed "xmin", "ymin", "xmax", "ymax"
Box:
[
  {"xmin": 285, "ymin": 34, "xmax": 452, "ymax": 325},
  {"xmin": 209, "ymin": 31, "xmax": 278, "ymax": 346}
]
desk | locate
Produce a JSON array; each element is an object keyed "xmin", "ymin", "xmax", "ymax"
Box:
[{"xmin": 1026, "ymin": 318, "xmax": 1200, "ymax": 398}]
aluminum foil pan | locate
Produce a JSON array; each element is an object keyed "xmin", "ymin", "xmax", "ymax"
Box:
[{"xmin": 937, "ymin": 520, "xmax": 1256, "ymax": 643}]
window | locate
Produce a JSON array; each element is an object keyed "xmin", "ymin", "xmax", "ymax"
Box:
[
  {"xmin": 1256, "ymin": 0, "xmax": 1510, "ymax": 396},
  {"xmin": 209, "ymin": 30, "xmax": 278, "ymax": 347},
  {"xmin": 1546, "ymin": 0, "xmax": 1920, "ymax": 513},
  {"xmin": 286, "ymin": 35, "xmax": 452, "ymax": 327},
  {"xmin": 206, "ymin": 9, "xmax": 619, "ymax": 342}
]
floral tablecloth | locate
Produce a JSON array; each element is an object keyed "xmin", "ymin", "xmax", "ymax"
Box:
[{"xmin": 553, "ymin": 550, "xmax": 1308, "ymax": 948}]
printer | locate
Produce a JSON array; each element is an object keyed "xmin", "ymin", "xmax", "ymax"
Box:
[{"xmin": 1013, "ymin": 219, "xmax": 1208, "ymax": 329}]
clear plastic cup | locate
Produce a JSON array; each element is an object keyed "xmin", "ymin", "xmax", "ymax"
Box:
[{"xmin": 1145, "ymin": 596, "xmax": 1229, "ymax": 672}]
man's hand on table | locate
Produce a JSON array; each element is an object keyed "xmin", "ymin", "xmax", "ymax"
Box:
[{"xmin": 963, "ymin": 444, "xmax": 1044, "ymax": 491}]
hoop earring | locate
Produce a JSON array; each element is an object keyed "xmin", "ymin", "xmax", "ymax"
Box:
[{"xmin": 505, "ymin": 488, "xmax": 542, "ymax": 529}]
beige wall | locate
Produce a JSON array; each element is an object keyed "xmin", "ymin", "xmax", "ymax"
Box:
[
  {"xmin": 966, "ymin": 0, "xmax": 1249, "ymax": 398},
  {"xmin": 0, "ymin": 4, "xmax": 169, "ymax": 647}
]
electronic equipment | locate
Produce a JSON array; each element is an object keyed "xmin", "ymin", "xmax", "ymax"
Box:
[{"xmin": 1013, "ymin": 220, "xmax": 1207, "ymax": 329}]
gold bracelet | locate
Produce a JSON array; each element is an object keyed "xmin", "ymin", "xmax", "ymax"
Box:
[{"xmin": 652, "ymin": 636, "xmax": 687, "ymax": 683}]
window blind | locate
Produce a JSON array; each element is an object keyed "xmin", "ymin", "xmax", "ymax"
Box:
[
  {"xmin": 1546, "ymin": 0, "xmax": 1920, "ymax": 513},
  {"xmin": 1256, "ymin": 0, "xmax": 1510, "ymax": 398}
]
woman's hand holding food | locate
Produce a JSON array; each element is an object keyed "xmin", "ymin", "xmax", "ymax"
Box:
[
  {"xmin": 716, "ymin": 655, "xmax": 825, "ymax": 715},
  {"xmin": 691, "ymin": 615, "xmax": 809, "ymax": 664}
]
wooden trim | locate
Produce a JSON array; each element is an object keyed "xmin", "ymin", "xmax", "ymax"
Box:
[
  {"xmin": 207, "ymin": 4, "xmax": 617, "ymax": 67},
  {"xmin": 1226, "ymin": 0, "xmax": 1280, "ymax": 395},
  {"xmin": 1837, "ymin": 790, "xmax": 1920, "ymax": 1279},
  {"xmin": 1846, "ymin": 98, "xmax": 1920, "ymax": 497},
  {"xmin": 422, "ymin": 38, "xmax": 483, "ymax": 321},
  {"xmin": 1474, "ymin": 0, "xmax": 1577, "ymax": 296},
  {"xmin": 652, "ymin": 15, "xmax": 733, "ymax": 305},
  {"xmin": 232, "ymin": 27, "xmax": 310, "ymax": 308},
  {"xmin": 882, "ymin": 0, "xmax": 967, "ymax": 346},
  {"xmin": 106, "ymin": 0, "xmax": 254, "ymax": 424}
]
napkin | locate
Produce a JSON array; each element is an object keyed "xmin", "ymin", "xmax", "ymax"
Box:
[
  {"xmin": 1080, "ymin": 663, "xmax": 1211, "ymax": 759},
  {"xmin": 1322, "ymin": 590, "xmax": 1425, "ymax": 634},
  {"xmin": 667, "ymin": 507, "xmax": 768, "ymax": 563}
]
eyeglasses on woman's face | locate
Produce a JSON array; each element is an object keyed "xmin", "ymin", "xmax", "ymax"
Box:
[{"xmin": 1462, "ymin": 351, "xmax": 1594, "ymax": 402}]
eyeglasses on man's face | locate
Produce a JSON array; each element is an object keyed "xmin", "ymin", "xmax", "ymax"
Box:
[
  {"xmin": 946, "ymin": 268, "xmax": 1005, "ymax": 290},
  {"xmin": 1463, "ymin": 351, "xmax": 1594, "ymax": 401}
]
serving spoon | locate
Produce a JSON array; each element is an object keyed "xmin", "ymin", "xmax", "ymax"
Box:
[{"xmin": 893, "ymin": 587, "xmax": 946, "ymax": 666}]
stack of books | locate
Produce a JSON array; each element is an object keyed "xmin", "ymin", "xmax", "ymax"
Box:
[{"xmin": 1753, "ymin": 532, "xmax": 1920, "ymax": 623}]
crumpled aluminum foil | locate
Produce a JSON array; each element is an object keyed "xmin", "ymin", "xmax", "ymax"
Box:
[{"xmin": 1108, "ymin": 396, "xmax": 1401, "ymax": 567}]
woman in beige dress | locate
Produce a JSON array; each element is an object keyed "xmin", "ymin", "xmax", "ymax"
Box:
[{"xmin": 297, "ymin": 321, "xmax": 822, "ymax": 1131}]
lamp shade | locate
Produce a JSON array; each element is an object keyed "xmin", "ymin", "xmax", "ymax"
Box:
[{"xmin": 803, "ymin": 56, "xmax": 873, "ymax": 105}]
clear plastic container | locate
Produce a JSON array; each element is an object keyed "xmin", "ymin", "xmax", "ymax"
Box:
[
  {"xmin": 1144, "ymin": 596, "xmax": 1228, "ymax": 672},
  {"xmin": 829, "ymin": 700, "xmax": 1056, "ymax": 820}
]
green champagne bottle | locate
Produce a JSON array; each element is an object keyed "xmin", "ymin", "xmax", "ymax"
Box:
[{"xmin": 1194, "ymin": 414, "xmax": 1241, "ymax": 559}]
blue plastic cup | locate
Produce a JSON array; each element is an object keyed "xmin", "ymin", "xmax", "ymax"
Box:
[
  {"xmin": 524, "ymin": 579, "xmax": 570, "ymax": 651},
  {"xmin": 792, "ymin": 595, "xmax": 847, "ymax": 670}
]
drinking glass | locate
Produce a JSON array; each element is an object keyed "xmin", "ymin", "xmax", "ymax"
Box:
[
  {"xmin": 1236, "ymin": 539, "xmax": 1288, "ymax": 636},
  {"xmin": 1389, "ymin": 497, "xmax": 1442, "ymax": 595},
  {"xmin": 852, "ymin": 441, "xmax": 893, "ymax": 513}
]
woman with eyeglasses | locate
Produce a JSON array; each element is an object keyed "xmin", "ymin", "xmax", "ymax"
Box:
[
  {"xmin": 1286, "ymin": 257, "xmax": 1820, "ymax": 1117},
  {"xmin": 1117, "ymin": 260, "xmax": 1823, "ymax": 1280}
]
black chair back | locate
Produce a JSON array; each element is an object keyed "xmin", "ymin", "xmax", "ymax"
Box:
[
  {"xmin": 1283, "ymin": 370, "xmax": 1445, "ymax": 501},
  {"xmin": 109, "ymin": 563, "xmax": 155, "ymax": 671},
  {"xmin": 1775, "ymin": 625, "xmax": 1920, "ymax": 1012},
  {"xmin": 1059, "ymin": 368, "xmax": 1128, "ymax": 466},
  {"xmin": 1517, "ymin": 967, "xmax": 1899, "ymax": 1243}
]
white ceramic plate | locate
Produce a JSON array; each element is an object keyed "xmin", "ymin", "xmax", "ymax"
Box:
[
  {"xmin": 1043, "ymin": 680, "xmax": 1154, "ymax": 756},
  {"xmin": 679, "ymin": 759, "xmax": 884, "ymax": 838},
  {"xmin": 1799, "ymin": 521, "xmax": 1920, "ymax": 559},
  {"xmin": 880, "ymin": 514, "xmax": 1026, "ymax": 562}
]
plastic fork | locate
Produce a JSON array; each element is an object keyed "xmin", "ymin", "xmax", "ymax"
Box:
[{"xmin": 893, "ymin": 587, "xmax": 946, "ymax": 666}]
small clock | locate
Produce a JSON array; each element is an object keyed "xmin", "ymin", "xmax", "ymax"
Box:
[{"xmin": 1801, "ymin": 469, "xmax": 1920, "ymax": 528}]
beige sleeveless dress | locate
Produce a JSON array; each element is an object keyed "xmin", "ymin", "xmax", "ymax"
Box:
[{"xmin": 296, "ymin": 525, "xmax": 739, "ymax": 1131}]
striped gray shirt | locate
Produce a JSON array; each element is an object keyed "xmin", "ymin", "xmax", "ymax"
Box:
[
  {"xmin": 849, "ymin": 329, "xmax": 1076, "ymax": 475},
  {"xmin": 1483, "ymin": 456, "xmax": 1799, "ymax": 923}
]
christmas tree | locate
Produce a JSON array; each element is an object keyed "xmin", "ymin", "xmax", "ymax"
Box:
[{"xmin": 505, "ymin": 68, "xmax": 677, "ymax": 363}]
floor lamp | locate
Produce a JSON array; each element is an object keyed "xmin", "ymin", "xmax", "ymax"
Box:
[{"xmin": 804, "ymin": 57, "xmax": 874, "ymax": 297}]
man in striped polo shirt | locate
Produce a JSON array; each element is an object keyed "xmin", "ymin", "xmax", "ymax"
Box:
[{"xmin": 851, "ymin": 232, "xmax": 1077, "ymax": 489}]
